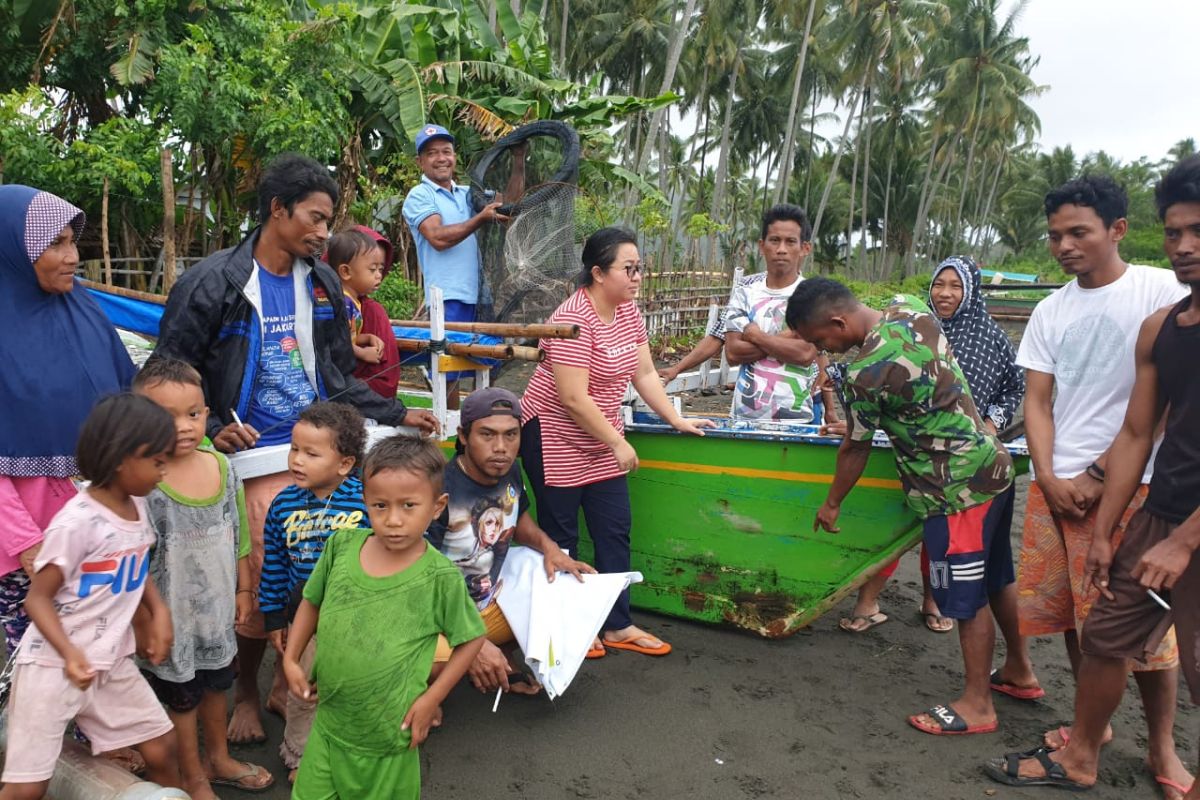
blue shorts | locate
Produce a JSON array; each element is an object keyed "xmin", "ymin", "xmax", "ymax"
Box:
[
  {"xmin": 442, "ymin": 301, "xmax": 476, "ymax": 382},
  {"xmin": 924, "ymin": 484, "xmax": 1016, "ymax": 621}
]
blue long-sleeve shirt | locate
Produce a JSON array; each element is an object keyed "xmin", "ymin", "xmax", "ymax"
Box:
[{"xmin": 259, "ymin": 476, "xmax": 366, "ymax": 631}]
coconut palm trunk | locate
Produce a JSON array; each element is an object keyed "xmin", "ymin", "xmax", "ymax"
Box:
[{"xmin": 773, "ymin": 0, "xmax": 819, "ymax": 204}]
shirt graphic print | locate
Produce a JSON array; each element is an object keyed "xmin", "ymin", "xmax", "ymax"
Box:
[
  {"xmin": 725, "ymin": 275, "xmax": 817, "ymax": 422},
  {"xmin": 247, "ymin": 266, "xmax": 317, "ymax": 445},
  {"xmin": 427, "ymin": 458, "xmax": 530, "ymax": 609}
]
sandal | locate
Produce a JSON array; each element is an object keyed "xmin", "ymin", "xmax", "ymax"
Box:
[
  {"xmin": 990, "ymin": 669, "xmax": 1046, "ymax": 701},
  {"xmin": 983, "ymin": 746, "xmax": 1091, "ymax": 790},
  {"xmin": 209, "ymin": 761, "xmax": 275, "ymax": 793},
  {"xmin": 908, "ymin": 703, "xmax": 998, "ymax": 736},
  {"xmin": 838, "ymin": 612, "xmax": 888, "ymax": 633},
  {"xmin": 922, "ymin": 611, "xmax": 954, "ymax": 633},
  {"xmin": 602, "ymin": 635, "xmax": 671, "ymax": 657}
]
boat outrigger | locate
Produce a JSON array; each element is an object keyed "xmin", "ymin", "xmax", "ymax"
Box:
[{"xmin": 88, "ymin": 280, "xmax": 1028, "ymax": 639}]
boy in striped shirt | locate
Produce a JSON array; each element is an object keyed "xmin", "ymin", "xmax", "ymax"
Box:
[{"xmin": 259, "ymin": 401, "xmax": 367, "ymax": 782}]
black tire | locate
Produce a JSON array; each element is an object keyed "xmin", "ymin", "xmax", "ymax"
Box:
[{"xmin": 468, "ymin": 120, "xmax": 581, "ymax": 213}]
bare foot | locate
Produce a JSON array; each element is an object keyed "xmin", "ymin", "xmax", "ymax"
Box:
[
  {"xmin": 1043, "ymin": 724, "xmax": 1114, "ymax": 750},
  {"xmin": 227, "ymin": 699, "xmax": 267, "ymax": 744},
  {"xmin": 1147, "ymin": 753, "xmax": 1194, "ymax": 800},
  {"xmin": 266, "ymin": 672, "xmax": 289, "ymax": 720},
  {"xmin": 507, "ymin": 678, "xmax": 543, "ymax": 696}
]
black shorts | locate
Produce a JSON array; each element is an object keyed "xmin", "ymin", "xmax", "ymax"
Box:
[
  {"xmin": 1081, "ymin": 509, "xmax": 1200, "ymax": 703},
  {"xmin": 143, "ymin": 663, "xmax": 237, "ymax": 713}
]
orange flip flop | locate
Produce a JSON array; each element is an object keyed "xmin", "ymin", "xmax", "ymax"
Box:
[
  {"xmin": 602, "ymin": 637, "xmax": 672, "ymax": 656},
  {"xmin": 585, "ymin": 643, "xmax": 606, "ymax": 659}
]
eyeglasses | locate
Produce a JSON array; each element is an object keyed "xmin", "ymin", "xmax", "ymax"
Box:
[{"xmin": 622, "ymin": 262, "xmax": 643, "ymax": 278}]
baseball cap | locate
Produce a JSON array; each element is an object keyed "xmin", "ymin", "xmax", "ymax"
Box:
[
  {"xmin": 415, "ymin": 124, "xmax": 455, "ymax": 154},
  {"xmin": 460, "ymin": 388, "xmax": 522, "ymax": 427}
]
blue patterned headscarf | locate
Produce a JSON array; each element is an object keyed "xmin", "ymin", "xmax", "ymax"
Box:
[
  {"xmin": 929, "ymin": 255, "xmax": 1025, "ymax": 430},
  {"xmin": 0, "ymin": 185, "xmax": 136, "ymax": 477}
]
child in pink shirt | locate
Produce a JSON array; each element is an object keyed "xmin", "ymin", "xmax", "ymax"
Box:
[{"xmin": 0, "ymin": 394, "xmax": 183, "ymax": 799}]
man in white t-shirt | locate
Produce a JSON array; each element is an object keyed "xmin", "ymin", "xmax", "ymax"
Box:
[
  {"xmin": 1009, "ymin": 175, "xmax": 1190, "ymax": 788},
  {"xmin": 724, "ymin": 204, "xmax": 836, "ymax": 425}
]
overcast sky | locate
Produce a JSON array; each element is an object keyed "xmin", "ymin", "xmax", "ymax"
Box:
[{"xmin": 1007, "ymin": 0, "xmax": 1200, "ymax": 163}]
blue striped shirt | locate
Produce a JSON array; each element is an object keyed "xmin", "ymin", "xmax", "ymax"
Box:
[{"xmin": 259, "ymin": 476, "xmax": 367, "ymax": 631}]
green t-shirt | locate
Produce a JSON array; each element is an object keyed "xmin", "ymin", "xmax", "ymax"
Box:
[
  {"xmin": 845, "ymin": 295, "xmax": 1013, "ymax": 518},
  {"xmin": 304, "ymin": 529, "xmax": 485, "ymax": 758}
]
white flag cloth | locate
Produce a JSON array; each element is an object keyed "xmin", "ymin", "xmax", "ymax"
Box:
[{"xmin": 495, "ymin": 547, "xmax": 642, "ymax": 700}]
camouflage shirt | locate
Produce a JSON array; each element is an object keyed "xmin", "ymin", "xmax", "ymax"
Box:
[{"xmin": 845, "ymin": 295, "xmax": 1013, "ymax": 518}]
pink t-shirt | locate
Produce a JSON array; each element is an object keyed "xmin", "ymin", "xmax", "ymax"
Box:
[
  {"xmin": 522, "ymin": 288, "xmax": 648, "ymax": 487},
  {"xmin": 16, "ymin": 492, "xmax": 155, "ymax": 670},
  {"xmin": 0, "ymin": 476, "xmax": 77, "ymax": 577}
]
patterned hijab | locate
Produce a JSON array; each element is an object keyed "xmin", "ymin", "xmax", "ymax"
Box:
[
  {"xmin": 928, "ymin": 255, "xmax": 1017, "ymax": 415},
  {"xmin": 0, "ymin": 185, "xmax": 136, "ymax": 478}
]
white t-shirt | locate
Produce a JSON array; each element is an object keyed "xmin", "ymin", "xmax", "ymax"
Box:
[
  {"xmin": 16, "ymin": 492, "xmax": 155, "ymax": 670},
  {"xmin": 1016, "ymin": 264, "xmax": 1187, "ymax": 480},
  {"xmin": 725, "ymin": 274, "xmax": 818, "ymax": 422}
]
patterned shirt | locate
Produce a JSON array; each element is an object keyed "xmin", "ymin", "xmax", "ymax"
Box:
[
  {"xmin": 845, "ymin": 295, "xmax": 1013, "ymax": 518},
  {"xmin": 259, "ymin": 476, "xmax": 367, "ymax": 631},
  {"xmin": 522, "ymin": 288, "xmax": 648, "ymax": 487}
]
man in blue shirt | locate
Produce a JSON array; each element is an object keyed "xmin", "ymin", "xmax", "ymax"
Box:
[{"xmin": 402, "ymin": 124, "xmax": 510, "ymax": 405}]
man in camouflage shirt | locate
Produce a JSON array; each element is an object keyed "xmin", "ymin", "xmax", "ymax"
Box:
[{"xmin": 787, "ymin": 277, "xmax": 1022, "ymax": 738}]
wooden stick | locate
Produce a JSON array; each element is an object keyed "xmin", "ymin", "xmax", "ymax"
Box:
[
  {"xmin": 101, "ymin": 176, "xmax": 112, "ymax": 286},
  {"xmin": 160, "ymin": 148, "xmax": 177, "ymax": 292},
  {"xmin": 80, "ymin": 279, "xmax": 167, "ymax": 305},
  {"xmin": 395, "ymin": 338, "xmax": 544, "ymax": 362},
  {"xmin": 391, "ymin": 319, "xmax": 579, "ymax": 339}
]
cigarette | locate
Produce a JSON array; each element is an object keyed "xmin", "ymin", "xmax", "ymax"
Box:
[
  {"xmin": 491, "ymin": 686, "xmax": 503, "ymax": 713},
  {"xmin": 230, "ymin": 409, "xmax": 248, "ymax": 433},
  {"xmin": 1147, "ymin": 589, "xmax": 1171, "ymax": 611}
]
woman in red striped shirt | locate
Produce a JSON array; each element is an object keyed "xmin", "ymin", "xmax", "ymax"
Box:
[{"xmin": 520, "ymin": 228, "xmax": 714, "ymax": 657}]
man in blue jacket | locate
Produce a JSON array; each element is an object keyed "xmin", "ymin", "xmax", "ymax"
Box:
[{"xmin": 155, "ymin": 152, "xmax": 436, "ymax": 745}]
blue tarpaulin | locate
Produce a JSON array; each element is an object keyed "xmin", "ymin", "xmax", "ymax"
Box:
[{"xmin": 86, "ymin": 286, "xmax": 503, "ymax": 366}]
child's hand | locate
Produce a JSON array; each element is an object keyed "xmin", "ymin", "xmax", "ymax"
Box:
[
  {"xmin": 282, "ymin": 656, "xmax": 315, "ymax": 701},
  {"xmin": 144, "ymin": 610, "xmax": 174, "ymax": 665},
  {"xmin": 64, "ymin": 647, "xmax": 96, "ymax": 690},
  {"xmin": 235, "ymin": 591, "xmax": 253, "ymax": 626},
  {"xmin": 401, "ymin": 691, "xmax": 440, "ymax": 749},
  {"xmin": 268, "ymin": 628, "xmax": 287, "ymax": 655}
]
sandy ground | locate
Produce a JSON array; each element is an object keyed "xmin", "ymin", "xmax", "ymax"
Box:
[{"xmin": 222, "ymin": 471, "xmax": 1199, "ymax": 800}]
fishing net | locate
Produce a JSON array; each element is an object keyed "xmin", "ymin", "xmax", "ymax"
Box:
[{"xmin": 469, "ymin": 121, "xmax": 581, "ymax": 325}]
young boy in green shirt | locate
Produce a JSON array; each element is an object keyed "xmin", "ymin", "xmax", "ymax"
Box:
[{"xmin": 283, "ymin": 434, "xmax": 485, "ymax": 799}]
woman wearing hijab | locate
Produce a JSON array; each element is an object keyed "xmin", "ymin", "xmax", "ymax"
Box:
[
  {"xmin": 839, "ymin": 256, "xmax": 1029, "ymax": 645},
  {"xmin": 0, "ymin": 185, "xmax": 137, "ymax": 653}
]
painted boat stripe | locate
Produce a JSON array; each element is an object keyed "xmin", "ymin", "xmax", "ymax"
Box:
[{"xmin": 637, "ymin": 459, "xmax": 904, "ymax": 490}]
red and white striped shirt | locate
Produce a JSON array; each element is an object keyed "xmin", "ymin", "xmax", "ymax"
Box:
[{"xmin": 522, "ymin": 288, "xmax": 648, "ymax": 487}]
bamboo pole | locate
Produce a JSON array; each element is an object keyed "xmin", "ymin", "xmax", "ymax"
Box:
[
  {"xmin": 79, "ymin": 279, "xmax": 167, "ymax": 304},
  {"xmin": 160, "ymin": 148, "xmax": 176, "ymax": 292},
  {"xmin": 395, "ymin": 339, "xmax": 545, "ymax": 362},
  {"xmin": 390, "ymin": 319, "xmax": 579, "ymax": 339},
  {"xmin": 101, "ymin": 176, "xmax": 112, "ymax": 286}
]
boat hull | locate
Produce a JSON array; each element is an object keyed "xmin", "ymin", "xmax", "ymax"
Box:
[{"xmin": 580, "ymin": 421, "xmax": 924, "ymax": 638}]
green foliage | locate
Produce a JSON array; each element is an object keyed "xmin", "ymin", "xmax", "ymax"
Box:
[
  {"xmin": 683, "ymin": 212, "xmax": 727, "ymax": 239},
  {"xmin": 373, "ymin": 270, "xmax": 422, "ymax": 320}
]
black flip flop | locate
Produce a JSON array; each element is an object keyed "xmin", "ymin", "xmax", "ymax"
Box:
[{"xmin": 983, "ymin": 746, "xmax": 1091, "ymax": 790}]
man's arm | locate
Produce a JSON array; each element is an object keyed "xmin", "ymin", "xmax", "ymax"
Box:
[
  {"xmin": 1023, "ymin": 370, "xmax": 1089, "ymax": 519},
  {"xmin": 814, "ymin": 436, "xmax": 872, "ymax": 533},
  {"xmin": 417, "ymin": 206, "xmax": 507, "ymax": 252},
  {"xmin": 514, "ymin": 511, "xmax": 595, "ymax": 582},
  {"xmin": 1085, "ymin": 311, "xmax": 1170, "ymax": 594},
  {"xmin": 659, "ymin": 335, "xmax": 723, "ymax": 382},
  {"xmin": 726, "ymin": 325, "xmax": 818, "ymax": 367}
]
